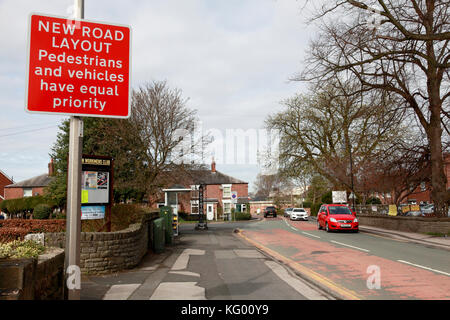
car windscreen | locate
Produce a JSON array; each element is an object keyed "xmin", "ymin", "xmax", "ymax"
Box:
[
  {"xmin": 293, "ymin": 209, "xmax": 305, "ymax": 212},
  {"xmin": 328, "ymin": 206, "xmax": 352, "ymax": 215}
]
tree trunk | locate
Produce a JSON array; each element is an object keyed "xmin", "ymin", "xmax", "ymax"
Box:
[{"xmin": 428, "ymin": 108, "xmax": 447, "ymax": 217}]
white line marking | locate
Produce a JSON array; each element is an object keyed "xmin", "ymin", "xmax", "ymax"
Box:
[
  {"xmin": 103, "ymin": 284, "xmax": 140, "ymax": 300},
  {"xmin": 169, "ymin": 271, "xmax": 201, "ymax": 277},
  {"xmin": 290, "ymin": 226, "xmax": 297, "ymax": 231},
  {"xmin": 330, "ymin": 240, "xmax": 370, "ymax": 252},
  {"xmin": 397, "ymin": 260, "xmax": 450, "ymax": 277},
  {"xmin": 265, "ymin": 261, "xmax": 328, "ymax": 300},
  {"xmin": 149, "ymin": 282, "xmax": 206, "ymax": 300},
  {"xmin": 302, "ymin": 232, "xmax": 321, "ymax": 239},
  {"xmin": 171, "ymin": 249, "xmax": 205, "ymax": 271}
]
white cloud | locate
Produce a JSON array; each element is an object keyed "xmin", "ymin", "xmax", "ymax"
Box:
[{"xmin": 0, "ymin": 0, "xmax": 315, "ymax": 188}]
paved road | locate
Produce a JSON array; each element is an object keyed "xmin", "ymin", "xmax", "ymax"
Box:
[
  {"xmin": 238, "ymin": 216, "xmax": 450, "ymax": 300},
  {"xmin": 81, "ymin": 221, "xmax": 331, "ymax": 300}
]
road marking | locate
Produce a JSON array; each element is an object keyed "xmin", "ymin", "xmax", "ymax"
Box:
[
  {"xmin": 302, "ymin": 232, "xmax": 321, "ymax": 239},
  {"xmin": 290, "ymin": 226, "xmax": 298, "ymax": 231},
  {"xmin": 265, "ymin": 260, "xmax": 329, "ymax": 300},
  {"xmin": 236, "ymin": 231, "xmax": 362, "ymax": 300},
  {"xmin": 397, "ymin": 260, "xmax": 450, "ymax": 277},
  {"xmin": 103, "ymin": 284, "xmax": 140, "ymax": 300},
  {"xmin": 330, "ymin": 240, "xmax": 370, "ymax": 252},
  {"xmin": 171, "ymin": 248, "xmax": 205, "ymax": 271},
  {"xmin": 149, "ymin": 282, "xmax": 206, "ymax": 300},
  {"xmin": 169, "ymin": 271, "xmax": 201, "ymax": 277}
]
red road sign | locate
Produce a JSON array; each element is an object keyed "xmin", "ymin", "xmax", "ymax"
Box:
[{"xmin": 26, "ymin": 13, "xmax": 131, "ymax": 118}]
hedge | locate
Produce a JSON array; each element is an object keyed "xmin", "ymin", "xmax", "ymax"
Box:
[
  {"xmin": 0, "ymin": 219, "xmax": 66, "ymax": 243},
  {"xmin": 0, "ymin": 195, "xmax": 54, "ymax": 216},
  {"xmin": 234, "ymin": 211, "xmax": 251, "ymax": 220},
  {"xmin": 0, "ymin": 227, "xmax": 29, "ymax": 243}
]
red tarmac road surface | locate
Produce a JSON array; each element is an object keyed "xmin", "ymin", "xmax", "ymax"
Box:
[{"xmin": 241, "ymin": 217, "xmax": 450, "ymax": 300}]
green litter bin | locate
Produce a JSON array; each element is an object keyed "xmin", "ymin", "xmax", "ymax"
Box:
[
  {"xmin": 160, "ymin": 206, "xmax": 173, "ymax": 245},
  {"xmin": 153, "ymin": 217, "xmax": 166, "ymax": 253}
]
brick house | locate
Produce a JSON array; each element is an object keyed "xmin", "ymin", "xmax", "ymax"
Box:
[
  {"xmin": 0, "ymin": 169, "xmax": 14, "ymax": 202},
  {"xmin": 375, "ymin": 153, "xmax": 450, "ymax": 205},
  {"xmin": 4, "ymin": 160, "xmax": 55, "ymax": 200},
  {"xmin": 156, "ymin": 160, "xmax": 249, "ymax": 220}
]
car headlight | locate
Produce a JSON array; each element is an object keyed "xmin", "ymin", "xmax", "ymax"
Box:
[
  {"xmin": 329, "ymin": 217, "xmax": 337, "ymax": 223},
  {"xmin": 353, "ymin": 218, "xmax": 358, "ymax": 223}
]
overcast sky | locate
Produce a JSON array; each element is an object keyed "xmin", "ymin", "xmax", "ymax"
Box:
[{"xmin": 0, "ymin": 0, "xmax": 316, "ymax": 192}]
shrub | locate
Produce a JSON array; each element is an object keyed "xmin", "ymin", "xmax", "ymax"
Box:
[
  {"xmin": 81, "ymin": 204, "xmax": 149, "ymax": 232},
  {"xmin": 178, "ymin": 212, "xmax": 199, "ymax": 222},
  {"xmin": 235, "ymin": 211, "xmax": 251, "ymax": 220},
  {"xmin": 0, "ymin": 227, "xmax": 29, "ymax": 243},
  {"xmin": 0, "ymin": 240, "xmax": 46, "ymax": 259},
  {"xmin": 0, "ymin": 219, "xmax": 65, "ymax": 235},
  {"xmin": 33, "ymin": 203, "xmax": 52, "ymax": 219},
  {"xmin": 302, "ymin": 201, "xmax": 312, "ymax": 208},
  {"xmin": 310, "ymin": 203, "xmax": 323, "ymax": 216}
]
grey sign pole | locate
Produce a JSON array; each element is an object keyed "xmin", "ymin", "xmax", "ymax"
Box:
[{"xmin": 64, "ymin": 0, "xmax": 84, "ymax": 300}]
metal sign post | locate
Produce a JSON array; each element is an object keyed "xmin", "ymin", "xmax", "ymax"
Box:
[
  {"xmin": 195, "ymin": 184, "xmax": 208, "ymax": 230},
  {"xmin": 64, "ymin": 0, "xmax": 84, "ymax": 301}
]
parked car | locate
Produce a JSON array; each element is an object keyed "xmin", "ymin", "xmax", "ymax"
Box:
[
  {"xmin": 264, "ymin": 206, "xmax": 277, "ymax": 218},
  {"xmin": 405, "ymin": 210, "xmax": 425, "ymax": 217},
  {"xmin": 284, "ymin": 208, "xmax": 293, "ymax": 218},
  {"xmin": 420, "ymin": 204, "xmax": 434, "ymax": 214},
  {"xmin": 317, "ymin": 204, "xmax": 359, "ymax": 233},
  {"xmin": 290, "ymin": 208, "xmax": 308, "ymax": 221}
]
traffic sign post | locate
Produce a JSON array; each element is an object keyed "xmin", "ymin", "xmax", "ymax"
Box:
[
  {"xmin": 25, "ymin": 0, "xmax": 132, "ymax": 300},
  {"xmin": 231, "ymin": 191, "xmax": 237, "ymax": 221}
]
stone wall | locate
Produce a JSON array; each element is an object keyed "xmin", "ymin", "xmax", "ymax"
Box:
[
  {"xmin": 0, "ymin": 248, "xmax": 64, "ymax": 300},
  {"xmin": 44, "ymin": 212, "xmax": 159, "ymax": 274},
  {"xmin": 358, "ymin": 214, "xmax": 450, "ymax": 234}
]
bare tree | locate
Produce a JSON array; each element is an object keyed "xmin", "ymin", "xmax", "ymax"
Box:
[
  {"xmin": 299, "ymin": 0, "xmax": 450, "ymax": 215},
  {"xmin": 267, "ymin": 76, "xmax": 406, "ymax": 197},
  {"xmin": 99, "ymin": 81, "xmax": 207, "ymax": 197}
]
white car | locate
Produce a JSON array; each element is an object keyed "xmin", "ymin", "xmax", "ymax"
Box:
[{"xmin": 290, "ymin": 208, "xmax": 308, "ymax": 221}]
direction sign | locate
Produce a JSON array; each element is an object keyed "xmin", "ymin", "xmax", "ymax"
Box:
[{"xmin": 26, "ymin": 13, "xmax": 131, "ymax": 118}]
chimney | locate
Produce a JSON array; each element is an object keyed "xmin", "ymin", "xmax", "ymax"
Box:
[
  {"xmin": 211, "ymin": 157, "xmax": 216, "ymax": 173},
  {"xmin": 48, "ymin": 158, "xmax": 55, "ymax": 176}
]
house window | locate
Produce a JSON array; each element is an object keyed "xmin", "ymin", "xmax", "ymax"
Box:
[
  {"xmin": 191, "ymin": 200, "xmax": 199, "ymax": 214},
  {"xmin": 222, "ymin": 184, "xmax": 231, "ymax": 198},
  {"xmin": 191, "ymin": 185, "xmax": 199, "ymax": 199},
  {"xmin": 223, "ymin": 202, "xmax": 231, "ymax": 213},
  {"xmin": 23, "ymin": 188, "xmax": 32, "ymax": 197}
]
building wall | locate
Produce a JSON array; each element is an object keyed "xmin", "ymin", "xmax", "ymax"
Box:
[
  {"xmin": 175, "ymin": 183, "xmax": 248, "ymax": 215},
  {"xmin": 4, "ymin": 187, "xmax": 45, "ymax": 200},
  {"xmin": 0, "ymin": 172, "xmax": 13, "ymax": 201}
]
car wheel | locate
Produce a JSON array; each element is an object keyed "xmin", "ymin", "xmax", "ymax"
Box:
[
  {"xmin": 274, "ymin": 214, "xmax": 277, "ymax": 217},
  {"xmin": 353, "ymin": 229, "xmax": 359, "ymax": 233},
  {"xmin": 317, "ymin": 221, "xmax": 322, "ymax": 230},
  {"xmin": 264, "ymin": 215, "xmax": 267, "ymax": 218},
  {"xmin": 326, "ymin": 222, "xmax": 330, "ymax": 232}
]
